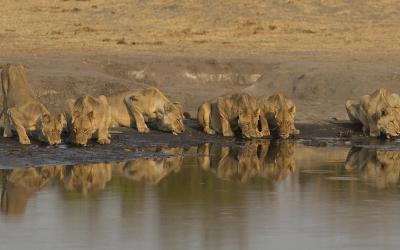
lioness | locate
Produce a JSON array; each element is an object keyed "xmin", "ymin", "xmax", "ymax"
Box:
[
  {"xmin": 0, "ymin": 64, "xmax": 65, "ymax": 144},
  {"xmin": 106, "ymin": 87, "xmax": 184, "ymax": 134},
  {"xmin": 114, "ymin": 148, "xmax": 183, "ymax": 184},
  {"xmin": 197, "ymin": 93, "xmax": 262, "ymax": 138},
  {"xmin": 346, "ymin": 88, "xmax": 400, "ymax": 137},
  {"xmin": 66, "ymin": 95, "xmax": 111, "ymax": 146},
  {"xmin": 0, "ymin": 167, "xmax": 55, "ymax": 215},
  {"xmin": 258, "ymin": 93, "xmax": 299, "ymax": 139},
  {"xmin": 63, "ymin": 163, "xmax": 113, "ymax": 195},
  {"xmin": 197, "ymin": 141, "xmax": 295, "ymax": 183},
  {"xmin": 345, "ymin": 147, "xmax": 400, "ymax": 189}
]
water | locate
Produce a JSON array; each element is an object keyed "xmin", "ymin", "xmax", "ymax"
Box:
[{"xmin": 1, "ymin": 141, "xmax": 400, "ymax": 250}]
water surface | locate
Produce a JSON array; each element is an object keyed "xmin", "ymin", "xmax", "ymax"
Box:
[{"xmin": 1, "ymin": 141, "xmax": 400, "ymax": 250}]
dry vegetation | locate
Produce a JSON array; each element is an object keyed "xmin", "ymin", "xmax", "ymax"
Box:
[
  {"xmin": 1, "ymin": 0, "xmax": 400, "ymax": 56},
  {"xmin": 1, "ymin": 1, "xmax": 400, "ymax": 121}
]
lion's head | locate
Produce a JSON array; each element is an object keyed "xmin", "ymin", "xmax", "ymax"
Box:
[
  {"xmin": 374, "ymin": 107, "xmax": 400, "ymax": 137},
  {"xmin": 238, "ymin": 107, "xmax": 262, "ymax": 139},
  {"xmin": 38, "ymin": 114, "xmax": 65, "ymax": 145},
  {"xmin": 70, "ymin": 110, "xmax": 97, "ymax": 146},
  {"xmin": 63, "ymin": 164, "xmax": 112, "ymax": 195},
  {"xmin": 156, "ymin": 103, "xmax": 185, "ymax": 135},
  {"xmin": 267, "ymin": 99, "xmax": 296, "ymax": 139}
]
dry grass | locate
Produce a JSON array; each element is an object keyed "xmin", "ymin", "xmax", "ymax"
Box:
[{"xmin": 0, "ymin": 0, "xmax": 400, "ymax": 56}]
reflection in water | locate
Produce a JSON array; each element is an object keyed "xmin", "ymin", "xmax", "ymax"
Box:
[
  {"xmin": 63, "ymin": 163, "xmax": 113, "ymax": 195},
  {"xmin": 197, "ymin": 141, "xmax": 295, "ymax": 183},
  {"xmin": 2, "ymin": 144, "xmax": 400, "ymax": 249},
  {"xmin": 345, "ymin": 147, "xmax": 400, "ymax": 188},
  {"xmin": 1, "ymin": 166, "xmax": 62, "ymax": 215},
  {"xmin": 0, "ymin": 148, "xmax": 185, "ymax": 215},
  {"xmin": 113, "ymin": 147, "xmax": 183, "ymax": 184}
]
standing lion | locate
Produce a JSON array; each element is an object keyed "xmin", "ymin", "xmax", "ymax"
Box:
[{"xmin": 0, "ymin": 64, "xmax": 65, "ymax": 145}]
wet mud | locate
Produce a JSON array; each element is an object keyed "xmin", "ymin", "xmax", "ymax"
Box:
[{"xmin": 0, "ymin": 119, "xmax": 397, "ymax": 168}]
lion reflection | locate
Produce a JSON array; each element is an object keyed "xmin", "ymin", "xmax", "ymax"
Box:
[
  {"xmin": 62, "ymin": 163, "xmax": 113, "ymax": 195},
  {"xmin": 345, "ymin": 147, "xmax": 400, "ymax": 188},
  {"xmin": 0, "ymin": 166, "xmax": 63, "ymax": 215},
  {"xmin": 113, "ymin": 148, "xmax": 183, "ymax": 184},
  {"xmin": 197, "ymin": 141, "xmax": 296, "ymax": 183}
]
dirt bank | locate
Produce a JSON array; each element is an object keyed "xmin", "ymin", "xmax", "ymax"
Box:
[
  {"xmin": 1, "ymin": 1, "xmax": 400, "ymax": 122},
  {"xmin": 2, "ymin": 53, "xmax": 400, "ymax": 123},
  {"xmin": 0, "ymin": 118, "xmax": 391, "ymax": 168}
]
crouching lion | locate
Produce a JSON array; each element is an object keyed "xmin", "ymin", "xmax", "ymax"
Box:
[
  {"xmin": 345, "ymin": 147, "xmax": 400, "ymax": 189},
  {"xmin": 106, "ymin": 87, "xmax": 184, "ymax": 134},
  {"xmin": 0, "ymin": 64, "xmax": 65, "ymax": 145},
  {"xmin": 66, "ymin": 95, "xmax": 111, "ymax": 146},
  {"xmin": 258, "ymin": 93, "xmax": 299, "ymax": 139},
  {"xmin": 197, "ymin": 93, "xmax": 262, "ymax": 138},
  {"xmin": 346, "ymin": 88, "xmax": 400, "ymax": 137}
]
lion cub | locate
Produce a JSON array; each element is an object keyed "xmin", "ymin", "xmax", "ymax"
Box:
[
  {"xmin": 106, "ymin": 87, "xmax": 184, "ymax": 135},
  {"xmin": 197, "ymin": 93, "xmax": 262, "ymax": 138},
  {"xmin": 346, "ymin": 88, "xmax": 400, "ymax": 137},
  {"xmin": 0, "ymin": 64, "xmax": 65, "ymax": 145},
  {"xmin": 66, "ymin": 95, "xmax": 111, "ymax": 146},
  {"xmin": 258, "ymin": 93, "xmax": 299, "ymax": 139}
]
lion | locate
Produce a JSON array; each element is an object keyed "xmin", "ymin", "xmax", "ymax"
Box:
[
  {"xmin": 197, "ymin": 141, "xmax": 295, "ymax": 183},
  {"xmin": 113, "ymin": 148, "xmax": 183, "ymax": 184},
  {"xmin": 106, "ymin": 87, "xmax": 184, "ymax": 135},
  {"xmin": 197, "ymin": 93, "xmax": 262, "ymax": 138},
  {"xmin": 346, "ymin": 88, "xmax": 400, "ymax": 137},
  {"xmin": 62, "ymin": 163, "xmax": 113, "ymax": 195},
  {"xmin": 66, "ymin": 95, "xmax": 112, "ymax": 146},
  {"xmin": 345, "ymin": 147, "xmax": 400, "ymax": 189},
  {"xmin": 258, "ymin": 93, "xmax": 299, "ymax": 139},
  {"xmin": 0, "ymin": 166, "xmax": 61, "ymax": 215},
  {"xmin": 0, "ymin": 64, "xmax": 65, "ymax": 145}
]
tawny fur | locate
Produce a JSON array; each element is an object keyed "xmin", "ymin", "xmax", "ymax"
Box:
[
  {"xmin": 258, "ymin": 93, "xmax": 299, "ymax": 139},
  {"xmin": 346, "ymin": 88, "xmax": 400, "ymax": 137},
  {"xmin": 66, "ymin": 95, "xmax": 111, "ymax": 146},
  {"xmin": 0, "ymin": 64, "xmax": 65, "ymax": 145},
  {"xmin": 106, "ymin": 87, "xmax": 184, "ymax": 134},
  {"xmin": 197, "ymin": 93, "xmax": 262, "ymax": 138}
]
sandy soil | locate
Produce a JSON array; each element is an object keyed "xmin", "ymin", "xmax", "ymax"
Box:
[{"xmin": 1, "ymin": 0, "xmax": 400, "ymax": 122}]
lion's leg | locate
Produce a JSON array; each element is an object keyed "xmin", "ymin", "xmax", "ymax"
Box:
[
  {"xmin": 123, "ymin": 97, "xmax": 150, "ymax": 133},
  {"xmin": 259, "ymin": 114, "xmax": 270, "ymax": 137},
  {"xmin": 345, "ymin": 100, "xmax": 361, "ymax": 124},
  {"xmin": 217, "ymin": 99, "xmax": 234, "ymax": 137},
  {"xmin": 8, "ymin": 108, "xmax": 30, "ymax": 144},
  {"xmin": 197, "ymin": 143, "xmax": 211, "ymax": 170},
  {"xmin": 292, "ymin": 126, "xmax": 300, "ymax": 135},
  {"xmin": 220, "ymin": 116, "xmax": 234, "ymax": 136},
  {"xmin": 2, "ymin": 72, "xmax": 12, "ymax": 138},
  {"xmin": 197, "ymin": 103, "xmax": 215, "ymax": 135},
  {"xmin": 97, "ymin": 126, "xmax": 111, "ymax": 145},
  {"xmin": 3, "ymin": 109, "xmax": 12, "ymax": 138}
]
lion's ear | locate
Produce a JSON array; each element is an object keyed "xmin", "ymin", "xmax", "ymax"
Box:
[
  {"xmin": 87, "ymin": 111, "xmax": 95, "ymax": 122},
  {"xmin": 173, "ymin": 102, "xmax": 183, "ymax": 112},
  {"xmin": 156, "ymin": 111, "xmax": 164, "ymax": 119},
  {"xmin": 58, "ymin": 114, "xmax": 66, "ymax": 127},
  {"xmin": 288, "ymin": 106, "xmax": 295, "ymax": 114},
  {"xmin": 164, "ymin": 103, "xmax": 174, "ymax": 112},
  {"xmin": 41, "ymin": 114, "xmax": 51, "ymax": 124}
]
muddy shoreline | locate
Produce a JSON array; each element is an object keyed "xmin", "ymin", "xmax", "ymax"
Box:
[{"xmin": 0, "ymin": 119, "xmax": 394, "ymax": 169}]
